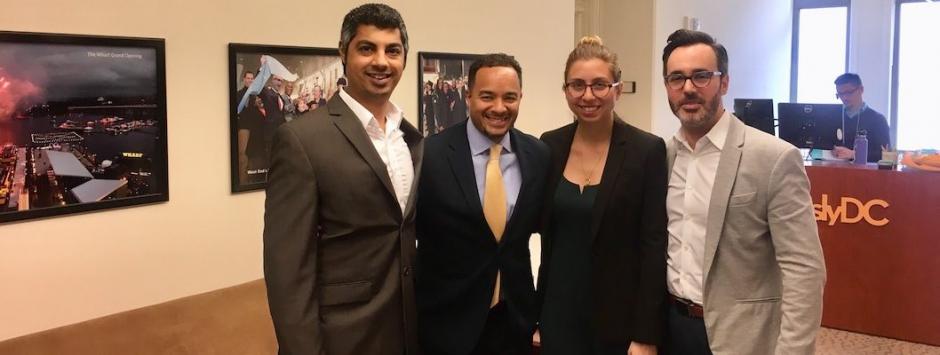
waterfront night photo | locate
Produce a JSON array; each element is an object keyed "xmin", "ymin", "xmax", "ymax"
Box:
[{"xmin": 0, "ymin": 32, "xmax": 167, "ymax": 223}]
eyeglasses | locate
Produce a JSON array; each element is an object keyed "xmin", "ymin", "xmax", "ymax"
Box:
[
  {"xmin": 664, "ymin": 71, "xmax": 722, "ymax": 90},
  {"xmin": 835, "ymin": 86, "xmax": 860, "ymax": 99},
  {"xmin": 563, "ymin": 81, "xmax": 621, "ymax": 97}
]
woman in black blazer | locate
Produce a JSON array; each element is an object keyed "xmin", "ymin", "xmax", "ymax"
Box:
[{"xmin": 536, "ymin": 36, "xmax": 668, "ymax": 355}]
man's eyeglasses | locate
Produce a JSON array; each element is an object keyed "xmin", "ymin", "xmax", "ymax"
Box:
[
  {"xmin": 664, "ymin": 71, "xmax": 722, "ymax": 90},
  {"xmin": 564, "ymin": 81, "xmax": 621, "ymax": 97},
  {"xmin": 836, "ymin": 86, "xmax": 860, "ymax": 99}
]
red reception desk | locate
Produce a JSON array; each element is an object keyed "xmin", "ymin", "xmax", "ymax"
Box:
[{"xmin": 806, "ymin": 162, "xmax": 940, "ymax": 346}]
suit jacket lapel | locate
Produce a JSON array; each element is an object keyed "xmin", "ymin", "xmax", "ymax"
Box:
[
  {"xmin": 703, "ymin": 116, "xmax": 745, "ymax": 280},
  {"xmin": 546, "ymin": 124, "xmax": 575, "ymax": 207},
  {"xmin": 666, "ymin": 138, "xmax": 678, "ymax": 177},
  {"xmin": 502, "ymin": 129, "xmax": 536, "ymax": 243},
  {"xmin": 446, "ymin": 122, "xmax": 485, "ymax": 217},
  {"xmin": 402, "ymin": 119, "xmax": 423, "ymax": 219},
  {"xmin": 327, "ymin": 96, "xmax": 399, "ymax": 212},
  {"xmin": 588, "ymin": 119, "xmax": 629, "ymax": 245}
]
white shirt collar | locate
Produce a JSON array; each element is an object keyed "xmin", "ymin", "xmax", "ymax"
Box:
[
  {"xmin": 673, "ymin": 109, "xmax": 732, "ymax": 152},
  {"xmin": 338, "ymin": 88, "xmax": 404, "ymax": 133}
]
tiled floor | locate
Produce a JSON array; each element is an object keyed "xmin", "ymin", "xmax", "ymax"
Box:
[{"xmin": 817, "ymin": 328, "xmax": 940, "ymax": 354}]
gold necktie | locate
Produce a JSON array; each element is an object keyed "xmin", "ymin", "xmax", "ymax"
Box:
[{"xmin": 483, "ymin": 143, "xmax": 506, "ymax": 307}]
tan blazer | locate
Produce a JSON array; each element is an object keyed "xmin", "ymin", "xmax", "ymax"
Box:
[
  {"xmin": 263, "ymin": 96, "xmax": 423, "ymax": 355},
  {"xmin": 666, "ymin": 115, "xmax": 826, "ymax": 355}
]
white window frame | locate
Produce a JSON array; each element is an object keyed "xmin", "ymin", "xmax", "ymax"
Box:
[{"xmin": 790, "ymin": 0, "xmax": 851, "ymax": 102}]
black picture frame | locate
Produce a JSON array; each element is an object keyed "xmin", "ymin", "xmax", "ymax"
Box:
[
  {"xmin": 228, "ymin": 43, "xmax": 343, "ymax": 192},
  {"xmin": 0, "ymin": 31, "xmax": 169, "ymax": 223},
  {"xmin": 417, "ymin": 52, "xmax": 482, "ymax": 136}
]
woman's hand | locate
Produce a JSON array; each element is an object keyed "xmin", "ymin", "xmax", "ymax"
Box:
[{"xmin": 627, "ymin": 341, "xmax": 656, "ymax": 355}]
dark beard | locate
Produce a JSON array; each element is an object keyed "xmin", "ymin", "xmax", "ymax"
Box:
[{"xmin": 671, "ymin": 90, "xmax": 722, "ymax": 130}]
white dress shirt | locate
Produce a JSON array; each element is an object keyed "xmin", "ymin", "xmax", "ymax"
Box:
[
  {"xmin": 666, "ymin": 110, "xmax": 731, "ymax": 305},
  {"xmin": 339, "ymin": 89, "xmax": 414, "ymax": 213}
]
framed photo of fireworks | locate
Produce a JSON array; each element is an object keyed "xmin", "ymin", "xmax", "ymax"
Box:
[
  {"xmin": 416, "ymin": 52, "xmax": 481, "ymax": 136},
  {"xmin": 228, "ymin": 43, "xmax": 343, "ymax": 192},
  {"xmin": 0, "ymin": 31, "xmax": 168, "ymax": 223}
]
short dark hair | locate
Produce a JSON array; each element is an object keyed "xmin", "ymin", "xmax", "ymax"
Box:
[
  {"xmin": 338, "ymin": 3, "xmax": 409, "ymax": 67},
  {"xmin": 242, "ymin": 71, "xmax": 254, "ymax": 79},
  {"xmin": 468, "ymin": 53, "xmax": 522, "ymax": 91},
  {"xmin": 834, "ymin": 73, "xmax": 862, "ymax": 86},
  {"xmin": 662, "ymin": 29, "xmax": 729, "ymax": 76}
]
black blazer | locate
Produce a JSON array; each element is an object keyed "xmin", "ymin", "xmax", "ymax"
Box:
[
  {"xmin": 416, "ymin": 121, "xmax": 550, "ymax": 355},
  {"xmin": 538, "ymin": 117, "xmax": 668, "ymax": 345}
]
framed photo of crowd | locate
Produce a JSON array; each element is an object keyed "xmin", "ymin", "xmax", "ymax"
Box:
[
  {"xmin": 0, "ymin": 31, "xmax": 169, "ymax": 223},
  {"xmin": 228, "ymin": 43, "xmax": 343, "ymax": 192},
  {"xmin": 416, "ymin": 52, "xmax": 481, "ymax": 136}
]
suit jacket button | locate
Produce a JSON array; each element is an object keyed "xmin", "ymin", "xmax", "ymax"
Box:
[{"xmin": 403, "ymin": 266, "xmax": 412, "ymax": 276}]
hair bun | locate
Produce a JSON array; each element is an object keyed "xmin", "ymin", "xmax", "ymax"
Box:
[{"xmin": 578, "ymin": 35, "xmax": 604, "ymax": 46}]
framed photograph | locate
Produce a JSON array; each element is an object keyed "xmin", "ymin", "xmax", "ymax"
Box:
[
  {"xmin": 229, "ymin": 43, "xmax": 343, "ymax": 192},
  {"xmin": 0, "ymin": 31, "xmax": 168, "ymax": 223},
  {"xmin": 417, "ymin": 52, "xmax": 481, "ymax": 136}
]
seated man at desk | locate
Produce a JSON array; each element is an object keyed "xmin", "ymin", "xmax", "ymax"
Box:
[{"xmin": 832, "ymin": 73, "xmax": 890, "ymax": 162}]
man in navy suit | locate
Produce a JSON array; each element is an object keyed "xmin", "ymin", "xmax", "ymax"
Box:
[{"xmin": 415, "ymin": 53, "xmax": 550, "ymax": 355}]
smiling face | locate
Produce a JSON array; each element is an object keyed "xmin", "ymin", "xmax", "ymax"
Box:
[
  {"xmin": 341, "ymin": 24, "xmax": 405, "ymax": 106},
  {"xmin": 664, "ymin": 43, "xmax": 728, "ymax": 133},
  {"xmin": 565, "ymin": 58, "xmax": 621, "ymax": 123},
  {"xmin": 467, "ymin": 66, "xmax": 522, "ymax": 142}
]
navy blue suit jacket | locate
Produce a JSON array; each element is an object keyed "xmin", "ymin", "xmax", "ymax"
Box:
[{"xmin": 415, "ymin": 121, "xmax": 550, "ymax": 355}]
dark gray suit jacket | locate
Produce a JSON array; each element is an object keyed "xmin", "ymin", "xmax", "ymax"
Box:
[{"xmin": 264, "ymin": 95, "xmax": 423, "ymax": 355}]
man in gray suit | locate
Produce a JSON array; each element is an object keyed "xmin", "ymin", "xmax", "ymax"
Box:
[
  {"xmin": 263, "ymin": 4, "xmax": 422, "ymax": 355},
  {"xmin": 660, "ymin": 29, "xmax": 826, "ymax": 355}
]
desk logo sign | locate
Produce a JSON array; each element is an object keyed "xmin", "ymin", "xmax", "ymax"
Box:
[{"xmin": 814, "ymin": 194, "xmax": 889, "ymax": 227}]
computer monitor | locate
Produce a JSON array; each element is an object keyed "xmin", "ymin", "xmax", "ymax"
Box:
[
  {"xmin": 777, "ymin": 103, "xmax": 843, "ymax": 150},
  {"xmin": 733, "ymin": 98, "xmax": 775, "ymax": 135}
]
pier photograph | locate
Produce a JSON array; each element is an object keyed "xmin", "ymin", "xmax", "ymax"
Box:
[{"xmin": 0, "ymin": 32, "xmax": 167, "ymax": 223}]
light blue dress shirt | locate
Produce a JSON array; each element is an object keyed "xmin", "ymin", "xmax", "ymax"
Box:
[{"xmin": 467, "ymin": 122, "xmax": 521, "ymax": 221}]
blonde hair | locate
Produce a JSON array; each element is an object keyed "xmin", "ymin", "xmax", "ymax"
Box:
[{"xmin": 564, "ymin": 35, "xmax": 622, "ymax": 83}]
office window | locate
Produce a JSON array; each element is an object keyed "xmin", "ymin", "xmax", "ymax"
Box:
[
  {"xmin": 791, "ymin": 0, "xmax": 850, "ymax": 103},
  {"xmin": 892, "ymin": 0, "xmax": 939, "ymax": 150}
]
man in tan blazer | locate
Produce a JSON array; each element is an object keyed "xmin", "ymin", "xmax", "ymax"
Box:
[
  {"xmin": 660, "ymin": 29, "xmax": 826, "ymax": 355},
  {"xmin": 263, "ymin": 4, "xmax": 422, "ymax": 355}
]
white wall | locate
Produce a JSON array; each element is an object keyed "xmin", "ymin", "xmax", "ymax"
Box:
[
  {"xmin": 598, "ymin": 0, "xmax": 655, "ymax": 132},
  {"xmin": 0, "ymin": 0, "xmax": 573, "ymax": 340},
  {"xmin": 849, "ymin": 0, "xmax": 894, "ymax": 116}
]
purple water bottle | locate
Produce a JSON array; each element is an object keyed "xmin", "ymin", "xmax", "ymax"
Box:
[{"xmin": 854, "ymin": 129, "xmax": 868, "ymax": 165}]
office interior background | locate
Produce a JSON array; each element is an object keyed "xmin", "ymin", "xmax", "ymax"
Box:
[{"xmin": 1, "ymin": 0, "xmax": 936, "ymax": 348}]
